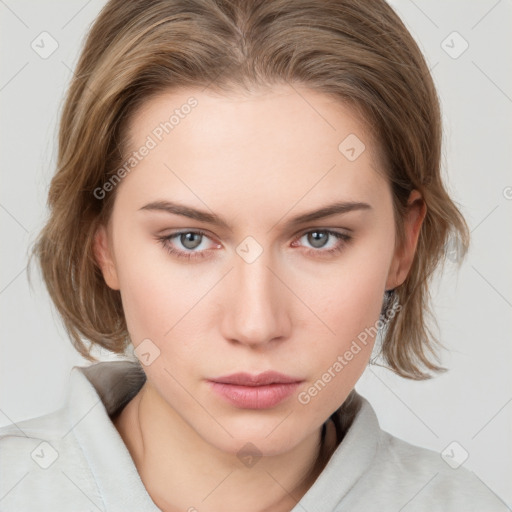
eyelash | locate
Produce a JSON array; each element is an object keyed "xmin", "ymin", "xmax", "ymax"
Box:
[{"xmin": 156, "ymin": 229, "xmax": 352, "ymax": 261}]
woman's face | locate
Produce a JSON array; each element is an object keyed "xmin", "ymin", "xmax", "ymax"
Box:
[{"xmin": 94, "ymin": 84, "xmax": 420, "ymax": 456}]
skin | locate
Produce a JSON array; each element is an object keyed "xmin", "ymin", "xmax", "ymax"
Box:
[{"xmin": 93, "ymin": 84, "xmax": 426, "ymax": 512}]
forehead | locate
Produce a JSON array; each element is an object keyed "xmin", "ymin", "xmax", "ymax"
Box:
[{"xmin": 117, "ymin": 84, "xmax": 387, "ymax": 216}]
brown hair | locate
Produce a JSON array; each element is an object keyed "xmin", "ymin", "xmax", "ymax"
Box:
[{"xmin": 28, "ymin": 0, "xmax": 470, "ymax": 379}]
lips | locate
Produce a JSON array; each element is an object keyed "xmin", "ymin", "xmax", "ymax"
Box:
[
  {"xmin": 210, "ymin": 371, "xmax": 302, "ymax": 386},
  {"xmin": 207, "ymin": 371, "xmax": 304, "ymax": 409}
]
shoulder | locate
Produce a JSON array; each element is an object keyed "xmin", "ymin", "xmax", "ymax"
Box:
[
  {"xmin": 363, "ymin": 430, "xmax": 508, "ymax": 511},
  {"xmin": 0, "ymin": 407, "xmax": 70, "ymax": 462},
  {"xmin": 329, "ymin": 393, "xmax": 508, "ymax": 511},
  {"xmin": 0, "ymin": 408, "xmax": 102, "ymax": 511},
  {"xmin": 0, "ymin": 361, "xmax": 151, "ymax": 511}
]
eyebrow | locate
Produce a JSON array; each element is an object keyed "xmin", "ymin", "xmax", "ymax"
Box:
[{"xmin": 138, "ymin": 199, "xmax": 372, "ymax": 230}]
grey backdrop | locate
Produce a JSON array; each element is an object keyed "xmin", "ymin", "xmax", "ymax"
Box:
[{"xmin": 1, "ymin": 0, "xmax": 511, "ymax": 507}]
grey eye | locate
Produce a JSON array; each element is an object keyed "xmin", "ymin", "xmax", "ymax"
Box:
[
  {"xmin": 179, "ymin": 232, "xmax": 203, "ymax": 250},
  {"xmin": 306, "ymin": 231, "xmax": 330, "ymax": 249}
]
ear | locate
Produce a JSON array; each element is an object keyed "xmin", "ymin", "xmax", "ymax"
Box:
[
  {"xmin": 92, "ymin": 223, "xmax": 120, "ymax": 291},
  {"xmin": 385, "ymin": 189, "xmax": 426, "ymax": 290}
]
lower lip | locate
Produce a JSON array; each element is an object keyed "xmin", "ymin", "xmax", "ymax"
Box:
[{"xmin": 208, "ymin": 381, "xmax": 302, "ymax": 409}]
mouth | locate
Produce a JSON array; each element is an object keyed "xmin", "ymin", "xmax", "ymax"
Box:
[{"xmin": 207, "ymin": 371, "xmax": 304, "ymax": 409}]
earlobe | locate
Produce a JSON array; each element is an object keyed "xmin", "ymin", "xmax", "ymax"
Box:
[
  {"xmin": 93, "ymin": 223, "xmax": 120, "ymax": 291},
  {"xmin": 385, "ymin": 190, "xmax": 427, "ymax": 290}
]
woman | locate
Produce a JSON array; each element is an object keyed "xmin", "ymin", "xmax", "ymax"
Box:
[{"xmin": 0, "ymin": 0, "xmax": 506, "ymax": 510}]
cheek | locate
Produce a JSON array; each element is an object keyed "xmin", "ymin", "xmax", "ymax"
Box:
[
  {"xmin": 113, "ymin": 238, "xmax": 219, "ymax": 386},
  {"xmin": 113, "ymin": 233, "xmax": 198, "ymax": 344},
  {"xmin": 318, "ymin": 248, "xmax": 390, "ymax": 341},
  {"xmin": 301, "ymin": 240, "xmax": 392, "ymax": 394},
  {"xmin": 119, "ymin": 268, "xmax": 208, "ymax": 351},
  {"xmin": 292, "ymin": 284, "xmax": 382, "ymax": 425}
]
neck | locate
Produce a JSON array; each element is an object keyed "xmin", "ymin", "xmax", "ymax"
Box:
[{"xmin": 113, "ymin": 381, "xmax": 337, "ymax": 512}]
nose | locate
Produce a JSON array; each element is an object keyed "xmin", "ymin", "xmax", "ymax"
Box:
[{"xmin": 220, "ymin": 249, "xmax": 292, "ymax": 349}]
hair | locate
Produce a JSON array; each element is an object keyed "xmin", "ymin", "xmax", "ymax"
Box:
[{"xmin": 28, "ymin": 0, "xmax": 470, "ymax": 380}]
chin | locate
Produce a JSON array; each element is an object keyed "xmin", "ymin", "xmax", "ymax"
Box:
[{"xmin": 197, "ymin": 415, "xmax": 312, "ymax": 458}]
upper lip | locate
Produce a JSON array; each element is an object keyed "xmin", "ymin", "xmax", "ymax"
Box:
[{"xmin": 210, "ymin": 371, "xmax": 302, "ymax": 386}]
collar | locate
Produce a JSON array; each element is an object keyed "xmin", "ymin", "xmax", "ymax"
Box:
[
  {"xmin": 66, "ymin": 360, "xmax": 160, "ymax": 511},
  {"xmin": 67, "ymin": 360, "xmax": 380, "ymax": 512}
]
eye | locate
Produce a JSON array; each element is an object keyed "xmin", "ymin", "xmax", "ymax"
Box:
[
  {"xmin": 156, "ymin": 230, "xmax": 219, "ymax": 261},
  {"xmin": 291, "ymin": 229, "xmax": 352, "ymax": 257}
]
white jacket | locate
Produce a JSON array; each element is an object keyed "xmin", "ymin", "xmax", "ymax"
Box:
[{"xmin": 0, "ymin": 360, "xmax": 507, "ymax": 511}]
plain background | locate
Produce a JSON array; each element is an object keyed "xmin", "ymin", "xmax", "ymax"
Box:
[{"xmin": 1, "ymin": 0, "xmax": 511, "ymax": 506}]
